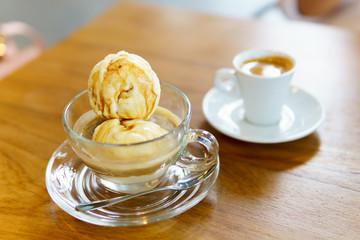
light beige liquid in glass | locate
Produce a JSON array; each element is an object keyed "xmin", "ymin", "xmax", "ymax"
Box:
[{"xmin": 74, "ymin": 107, "xmax": 182, "ymax": 180}]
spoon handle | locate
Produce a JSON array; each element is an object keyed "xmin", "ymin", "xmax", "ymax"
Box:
[{"xmin": 75, "ymin": 186, "xmax": 172, "ymax": 211}]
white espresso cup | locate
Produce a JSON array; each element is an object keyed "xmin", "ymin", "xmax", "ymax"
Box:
[{"xmin": 214, "ymin": 49, "xmax": 296, "ymax": 125}]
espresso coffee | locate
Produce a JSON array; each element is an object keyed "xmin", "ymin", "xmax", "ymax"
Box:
[{"xmin": 240, "ymin": 56, "xmax": 293, "ymax": 77}]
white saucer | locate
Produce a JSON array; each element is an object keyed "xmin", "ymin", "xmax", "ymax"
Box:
[{"xmin": 202, "ymin": 86, "xmax": 325, "ymax": 143}]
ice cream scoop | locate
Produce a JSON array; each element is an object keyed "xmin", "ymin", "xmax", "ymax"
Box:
[
  {"xmin": 92, "ymin": 119, "xmax": 168, "ymax": 145},
  {"xmin": 88, "ymin": 51, "xmax": 160, "ymax": 120}
]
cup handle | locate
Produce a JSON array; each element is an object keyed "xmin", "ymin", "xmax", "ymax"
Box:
[
  {"xmin": 177, "ymin": 129, "xmax": 219, "ymax": 171},
  {"xmin": 214, "ymin": 68, "xmax": 239, "ymax": 96}
]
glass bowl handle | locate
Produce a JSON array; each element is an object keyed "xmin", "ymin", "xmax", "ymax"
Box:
[{"xmin": 177, "ymin": 129, "xmax": 219, "ymax": 171}]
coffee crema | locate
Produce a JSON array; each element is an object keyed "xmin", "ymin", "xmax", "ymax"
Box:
[{"xmin": 239, "ymin": 56, "xmax": 293, "ymax": 77}]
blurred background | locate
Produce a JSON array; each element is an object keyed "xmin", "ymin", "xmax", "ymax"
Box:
[
  {"xmin": 1, "ymin": 0, "xmax": 359, "ymax": 48},
  {"xmin": 0, "ymin": 0, "xmax": 359, "ymax": 78}
]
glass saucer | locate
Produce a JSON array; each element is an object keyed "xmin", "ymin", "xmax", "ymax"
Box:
[{"xmin": 45, "ymin": 141, "xmax": 219, "ymax": 226}]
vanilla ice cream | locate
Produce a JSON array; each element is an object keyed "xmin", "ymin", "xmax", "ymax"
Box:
[
  {"xmin": 93, "ymin": 119, "xmax": 168, "ymax": 145},
  {"xmin": 88, "ymin": 51, "xmax": 160, "ymax": 120}
]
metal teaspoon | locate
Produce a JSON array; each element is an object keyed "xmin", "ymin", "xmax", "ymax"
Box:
[{"xmin": 75, "ymin": 162, "xmax": 218, "ymax": 211}]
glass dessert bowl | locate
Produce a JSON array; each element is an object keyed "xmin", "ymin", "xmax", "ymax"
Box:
[{"xmin": 62, "ymin": 82, "xmax": 219, "ymax": 194}]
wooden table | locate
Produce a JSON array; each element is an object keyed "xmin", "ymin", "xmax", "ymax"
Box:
[{"xmin": 1, "ymin": 1, "xmax": 360, "ymax": 239}]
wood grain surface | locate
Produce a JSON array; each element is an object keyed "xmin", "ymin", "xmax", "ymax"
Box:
[{"xmin": 0, "ymin": 1, "xmax": 359, "ymax": 239}]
